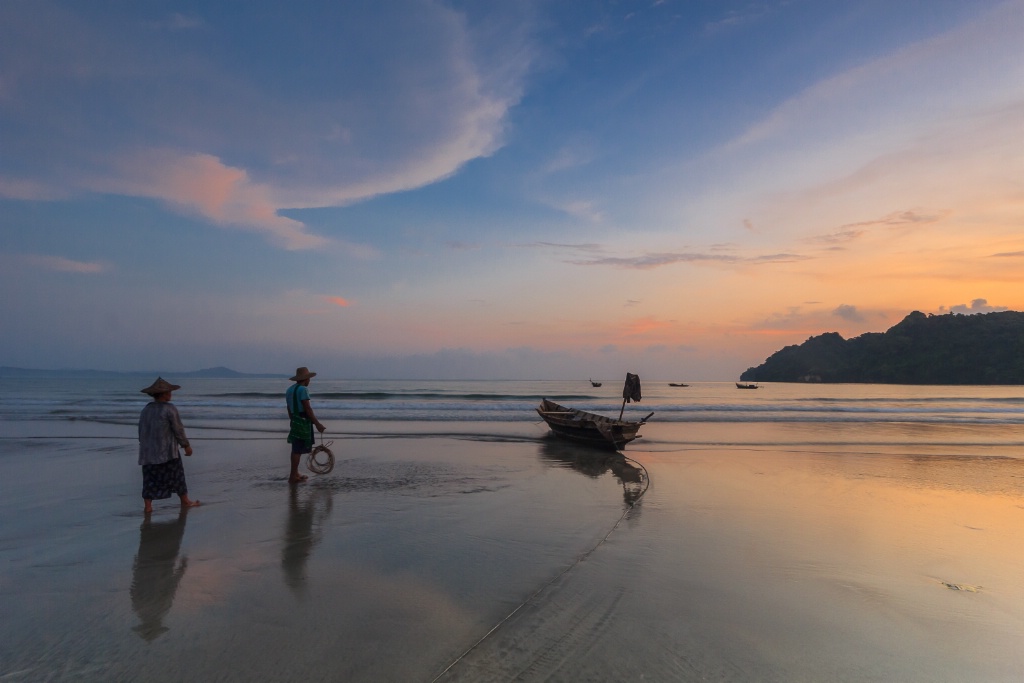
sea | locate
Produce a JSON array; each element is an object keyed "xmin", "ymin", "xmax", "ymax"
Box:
[{"xmin": 4, "ymin": 376, "xmax": 1024, "ymax": 456}]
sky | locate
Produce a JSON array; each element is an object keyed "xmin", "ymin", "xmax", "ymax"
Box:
[{"xmin": 2, "ymin": 0, "xmax": 1023, "ymax": 380}]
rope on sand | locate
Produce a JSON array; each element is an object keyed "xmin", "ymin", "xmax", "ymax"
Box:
[
  {"xmin": 307, "ymin": 432, "xmax": 335, "ymax": 475},
  {"xmin": 430, "ymin": 453, "xmax": 651, "ymax": 682}
]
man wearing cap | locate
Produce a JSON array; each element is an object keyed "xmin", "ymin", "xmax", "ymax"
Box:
[
  {"xmin": 138, "ymin": 377, "xmax": 200, "ymax": 513},
  {"xmin": 286, "ymin": 367, "xmax": 327, "ymax": 483}
]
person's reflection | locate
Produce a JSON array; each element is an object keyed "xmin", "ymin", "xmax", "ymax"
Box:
[
  {"xmin": 282, "ymin": 485, "xmax": 333, "ymax": 597},
  {"xmin": 539, "ymin": 440, "xmax": 646, "ymax": 507},
  {"xmin": 131, "ymin": 510, "xmax": 190, "ymax": 641}
]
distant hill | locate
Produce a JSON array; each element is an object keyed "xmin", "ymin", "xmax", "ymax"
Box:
[
  {"xmin": 740, "ymin": 311, "xmax": 1024, "ymax": 385},
  {"xmin": 0, "ymin": 365, "xmax": 288, "ymax": 379}
]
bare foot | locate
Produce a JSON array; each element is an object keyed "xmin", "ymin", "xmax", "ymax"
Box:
[
  {"xmin": 181, "ymin": 498, "xmax": 201, "ymax": 508},
  {"xmin": 288, "ymin": 474, "xmax": 308, "ymax": 484}
]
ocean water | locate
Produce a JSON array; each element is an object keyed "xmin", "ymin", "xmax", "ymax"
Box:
[
  {"xmin": 6, "ymin": 376, "xmax": 1024, "ymax": 422},
  {"xmin": 5, "ymin": 376, "xmax": 1024, "ymax": 452}
]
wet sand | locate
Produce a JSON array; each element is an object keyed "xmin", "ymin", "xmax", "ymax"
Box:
[{"xmin": 1, "ymin": 421, "xmax": 1023, "ymax": 681}]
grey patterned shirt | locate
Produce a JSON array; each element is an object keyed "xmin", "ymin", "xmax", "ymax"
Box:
[{"xmin": 138, "ymin": 401, "xmax": 190, "ymax": 466}]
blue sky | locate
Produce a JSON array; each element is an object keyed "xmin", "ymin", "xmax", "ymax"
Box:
[{"xmin": 2, "ymin": 0, "xmax": 1022, "ymax": 379}]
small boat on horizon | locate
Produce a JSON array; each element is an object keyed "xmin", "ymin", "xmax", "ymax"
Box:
[
  {"xmin": 589, "ymin": 378, "xmax": 602, "ymax": 387},
  {"xmin": 668, "ymin": 382, "xmax": 689, "ymax": 387},
  {"xmin": 536, "ymin": 399, "xmax": 652, "ymax": 451},
  {"xmin": 736, "ymin": 382, "xmax": 759, "ymax": 389}
]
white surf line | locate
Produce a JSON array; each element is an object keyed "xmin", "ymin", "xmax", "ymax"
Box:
[{"xmin": 430, "ymin": 454, "xmax": 651, "ymax": 682}]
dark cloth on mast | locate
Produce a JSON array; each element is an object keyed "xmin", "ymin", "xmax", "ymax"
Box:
[{"xmin": 622, "ymin": 373, "xmax": 642, "ymax": 403}]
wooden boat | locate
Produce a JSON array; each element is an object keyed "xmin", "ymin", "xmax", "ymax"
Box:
[
  {"xmin": 536, "ymin": 399, "xmax": 652, "ymax": 451},
  {"xmin": 736, "ymin": 382, "xmax": 759, "ymax": 389},
  {"xmin": 668, "ymin": 383, "xmax": 689, "ymax": 387},
  {"xmin": 589, "ymin": 378, "xmax": 602, "ymax": 387}
]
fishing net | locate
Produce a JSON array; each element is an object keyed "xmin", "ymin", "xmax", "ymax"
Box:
[{"xmin": 307, "ymin": 433, "xmax": 335, "ymax": 475}]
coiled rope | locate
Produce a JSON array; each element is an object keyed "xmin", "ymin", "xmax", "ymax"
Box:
[
  {"xmin": 307, "ymin": 432, "xmax": 335, "ymax": 475},
  {"xmin": 430, "ymin": 453, "xmax": 651, "ymax": 682}
]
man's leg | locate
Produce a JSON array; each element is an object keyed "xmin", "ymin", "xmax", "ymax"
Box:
[{"xmin": 289, "ymin": 451, "xmax": 307, "ymax": 483}]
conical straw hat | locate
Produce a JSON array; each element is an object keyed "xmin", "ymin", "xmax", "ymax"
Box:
[{"xmin": 140, "ymin": 377, "xmax": 181, "ymax": 395}]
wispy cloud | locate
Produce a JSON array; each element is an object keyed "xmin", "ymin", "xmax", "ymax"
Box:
[
  {"xmin": 840, "ymin": 209, "xmax": 949, "ymax": 232},
  {"xmin": 0, "ymin": 176, "xmax": 65, "ymax": 201},
  {"xmin": 939, "ymin": 298, "xmax": 1008, "ymax": 315},
  {"xmin": 703, "ymin": 3, "xmax": 775, "ymax": 34},
  {"xmin": 751, "ymin": 303, "xmax": 894, "ymax": 335},
  {"xmin": 86, "ymin": 150, "xmax": 326, "ymax": 250},
  {"xmin": 325, "ymin": 296, "xmax": 352, "ymax": 308},
  {"xmin": 21, "ymin": 254, "xmax": 105, "ymax": 274},
  {"xmin": 805, "ymin": 229, "xmax": 866, "ymax": 246},
  {"xmin": 517, "ymin": 241, "xmax": 606, "ymax": 253},
  {"xmin": 727, "ymin": 3, "xmax": 1024, "ymax": 154},
  {"xmin": 540, "ymin": 198, "xmax": 605, "ymax": 223},
  {"xmin": 0, "ymin": 2, "xmax": 535, "ymax": 249},
  {"xmin": 567, "ymin": 250, "xmax": 809, "ymax": 269},
  {"xmin": 833, "ymin": 304, "xmax": 864, "ymax": 323}
]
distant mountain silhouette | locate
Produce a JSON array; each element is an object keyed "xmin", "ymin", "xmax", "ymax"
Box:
[
  {"xmin": 0, "ymin": 365, "xmax": 288, "ymax": 379},
  {"xmin": 740, "ymin": 310, "xmax": 1024, "ymax": 384}
]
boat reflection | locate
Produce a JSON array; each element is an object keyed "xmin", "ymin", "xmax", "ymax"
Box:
[
  {"xmin": 130, "ymin": 509, "xmax": 190, "ymax": 641},
  {"xmin": 539, "ymin": 439, "xmax": 646, "ymax": 507},
  {"xmin": 282, "ymin": 485, "xmax": 334, "ymax": 597}
]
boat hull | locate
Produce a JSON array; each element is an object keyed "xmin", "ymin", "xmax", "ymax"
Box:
[{"xmin": 536, "ymin": 399, "xmax": 647, "ymax": 451}]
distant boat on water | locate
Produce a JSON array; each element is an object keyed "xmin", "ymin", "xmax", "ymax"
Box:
[
  {"xmin": 668, "ymin": 383, "xmax": 689, "ymax": 387},
  {"xmin": 590, "ymin": 378, "xmax": 602, "ymax": 387},
  {"xmin": 736, "ymin": 382, "xmax": 759, "ymax": 389}
]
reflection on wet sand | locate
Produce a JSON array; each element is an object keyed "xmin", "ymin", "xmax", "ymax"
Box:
[
  {"xmin": 539, "ymin": 439, "xmax": 646, "ymax": 507},
  {"xmin": 282, "ymin": 485, "xmax": 334, "ymax": 596},
  {"xmin": 130, "ymin": 510, "xmax": 190, "ymax": 642}
]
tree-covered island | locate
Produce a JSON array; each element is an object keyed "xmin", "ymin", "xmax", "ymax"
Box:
[{"xmin": 740, "ymin": 310, "xmax": 1024, "ymax": 384}]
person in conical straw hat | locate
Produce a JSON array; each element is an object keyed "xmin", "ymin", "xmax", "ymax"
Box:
[
  {"xmin": 285, "ymin": 367, "xmax": 326, "ymax": 484},
  {"xmin": 138, "ymin": 377, "xmax": 200, "ymax": 513}
]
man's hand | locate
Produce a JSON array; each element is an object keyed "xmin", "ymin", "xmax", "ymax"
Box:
[
  {"xmin": 184, "ymin": 446, "xmax": 194, "ymax": 456},
  {"xmin": 316, "ymin": 422, "xmax": 326, "ymax": 433}
]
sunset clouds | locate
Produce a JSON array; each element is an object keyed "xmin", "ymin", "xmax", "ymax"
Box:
[
  {"xmin": 1, "ymin": 1, "xmax": 1022, "ymax": 378},
  {"xmin": 0, "ymin": 0, "xmax": 531, "ymax": 246}
]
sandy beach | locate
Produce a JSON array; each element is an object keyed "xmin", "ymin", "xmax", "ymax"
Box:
[{"xmin": 2, "ymin": 415, "xmax": 1023, "ymax": 682}]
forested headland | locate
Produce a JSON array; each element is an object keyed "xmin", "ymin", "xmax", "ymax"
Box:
[{"xmin": 740, "ymin": 311, "xmax": 1024, "ymax": 384}]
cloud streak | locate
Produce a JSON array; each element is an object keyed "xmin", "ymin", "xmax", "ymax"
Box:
[
  {"xmin": 0, "ymin": 1, "xmax": 535, "ymax": 248},
  {"xmin": 940, "ymin": 298, "xmax": 1008, "ymax": 314},
  {"xmin": 21, "ymin": 254, "xmax": 106, "ymax": 274},
  {"xmin": 567, "ymin": 251, "xmax": 810, "ymax": 269},
  {"xmin": 87, "ymin": 150, "xmax": 326, "ymax": 250}
]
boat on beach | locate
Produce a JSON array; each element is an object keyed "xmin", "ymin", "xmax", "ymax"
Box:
[
  {"xmin": 736, "ymin": 382, "xmax": 759, "ymax": 389},
  {"xmin": 536, "ymin": 399, "xmax": 652, "ymax": 451}
]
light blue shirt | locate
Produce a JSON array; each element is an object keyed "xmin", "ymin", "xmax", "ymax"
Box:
[{"xmin": 286, "ymin": 384, "xmax": 310, "ymax": 417}]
